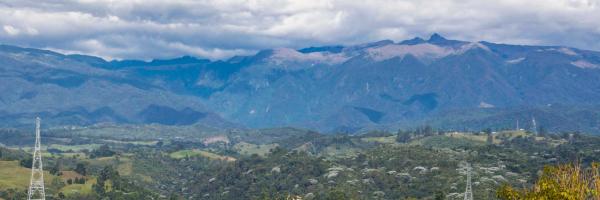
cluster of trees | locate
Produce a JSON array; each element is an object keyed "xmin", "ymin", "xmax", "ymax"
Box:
[
  {"xmin": 0, "ymin": 147, "xmax": 26, "ymax": 161},
  {"xmin": 396, "ymin": 125, "xmax": 439, "ymax": 143},
  {"xmin": 75, "ymin": 162, "xmax": 87, "ymax": 176},
  {"xmin": 66, "ymin": 177, "xmax": 86, "ymax": 184},
  {"xmin": 0, "ymin": 188, "xmax": 27, "ymax": 200},
  {"xmin": 91, "ymin": 165, "xmax": 159, "ymax": 199},
  {"xmin": 19, "ymin": 157, "xmax": 32, "ymax": 168},
  {"xmin": 89, "ymin": 145, "xmax": 116, "ymax": 158},
  {"xmin": 195, "ymin": 147, "xmax": 331, "ymax": 199}
]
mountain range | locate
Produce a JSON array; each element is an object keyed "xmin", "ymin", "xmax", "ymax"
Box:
[{"xmin": 2, "ymin": 34, "xmax": 600, "ymax": 133}]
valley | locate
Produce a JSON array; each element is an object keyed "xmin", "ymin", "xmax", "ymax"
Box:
[{"xmin": 0, "ymin": 125, "xmax": 593, "ymax": 199}]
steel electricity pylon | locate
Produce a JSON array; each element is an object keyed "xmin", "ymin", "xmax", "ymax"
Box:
[
  {"xmin": 464, "ymin": 163, "xmax": 473, "ymax": 200},
  {"xmin": 532, "ymin": 117, "xmax": 537, "ymax": 136},
  {"xmin": 27, "ymin": 117, "xmax": 46, "ymax": 200}
]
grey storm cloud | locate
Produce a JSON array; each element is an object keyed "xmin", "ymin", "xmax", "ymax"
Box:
[{"xmin": 1, "ymin": 0, "xmax": 599, "ymax": 60}]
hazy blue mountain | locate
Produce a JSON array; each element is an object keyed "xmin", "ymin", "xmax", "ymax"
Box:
[
  {"xmin": 2, "ymin": 34, "xmax": 600, "ymax": 133},
  {"xmin": 0, "ymin": 45, "xmax": 234, "ymax": 128}
]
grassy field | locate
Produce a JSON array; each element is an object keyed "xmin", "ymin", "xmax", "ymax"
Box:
[
  {"xmin": 58, "ymin": 152, "xmax": 87, "ymax": 158},
  {"xmin": 445, "ymin": 132, "xmax": 490, "ymax": 143},
  {"xmin": 233, "ymin": 142, "xmax": 278, "ymax": 157},
  {"xmin": 0, "ymin": 161, "xmax": 95, "ymax": 197},
  {"xmin": 135, "ymin": 174, "xmax": 153, "ymax": 183},
  {"xmin": 117, "ymin": 160, "xmax": 133, "ymax": 176},
  {"xmin": 360, "ymin": 136, "xmax": 397, "ymax": 144},
  {"xmin": 0, "ymin": 161, "xmax": 54, "ymax": 190},
  {"xmin": 100, "ymin": 139, "xmax": 158, "ymax": 146},
  {"xmin": 60, "ymin": 171, "xmax": 84, "ymax": 181},
  {"xmin": 59, "ymin": 178, "xmax": 96, "ymax": 196},
  {"xmin": 169, "ymin": 149, "xmax": 236, "ymax": 161},
  {"xmin": 411, "ymin": 135, "xmax": 485, "ymax": 148},
  {"xmin": 65, "ymin": 124, "xmax": 221, "ymax": 140},
  {"xmin": 48, "ymin": 144, "xmax": 101, "ymax": 152},
  {"xmin": 321, "ymin": 145, "xmax": 360, "ymax": 158},
  {"xmin": 84, "ymin": 156, "xmax": 135, "ymax": 176}
]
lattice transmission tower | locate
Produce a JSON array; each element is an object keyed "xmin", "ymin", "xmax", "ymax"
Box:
[
  {"xmin": 27, "ymin": 117, "xmax": 46, "ymax": 200},
  {"xmin": 532, "ymin": 117, "xmax": 537, "ymax": 136},
  {"xmin": 464, "ymin": 163, "xmax": 473, "ymax": 200}
]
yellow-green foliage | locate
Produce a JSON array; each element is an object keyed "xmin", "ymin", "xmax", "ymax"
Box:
[
  {"xmin": 360, "ymin": 136, "xmax": 397, "ymax": 144},
  {"xmin": 496, "ymin": 130, "xmax": 528, "ymax": 139},
  {"xmin": 498, "ymin": 163, "xmax": 600, "ymax": 200},
  {"xmin": 233, "ymin": 142, "xmax": 279, "ymax": 157},
  {"xmin": 169, "ymin": 149, "xmax": 236, "ymax": 161},
  {"xmin": 117, "ymin": 161, "xmax": 133, "ymax": 176},
  {"xmin": 445, "ymin": 132, "xmax": 490, "ymax": 143},
  {"xmin": 322, "ymin": 145, "xmax": 359, "ymax": 158},
  {"xmin": 48, "ymin": 144, "xmax": 101, "ymax": 152},
  {"xmin": 85, "ymin": 155, "xmax": 134, "ymax": 176},
  {"xmin": 100, "ymin": 139, "xmax": 158, "ymax": 146}
]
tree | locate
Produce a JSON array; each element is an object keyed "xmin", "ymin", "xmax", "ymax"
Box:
[
  {"xmin": 19, "ymin": 157, "xmax": 32, "ymax": 168},
  {"xmin": 484, "ymin": 128, "xmax": 492, "ymax": 135},
  {"xmin": 325, "ymin": 189, "xmax": 348, "ymax": 200},
  {"xmin": 485, "ymin": 128, "xmax": 493, "ymax": 145},
  {"xmin": 538, "ymin": 125, "xmax": 547, "ymax": 137},
  {"xmin": 93, "ymin": 179, "xmax": 105, "ymax": 195},
  {"xmin": 169, "ymin": 193, "xmax": 182, "ymax": 200},
  {"xmin": 49, "ymin": 160, "xmax": 60, "ymax": 175},
  {"xmin": 3, "ymin": 188, "xmax": 27, "ymax": 199},
  {"xmin": 93, "ymin": 167, "xmax": 110, "ymax": 195},
  {"xmin": 90, "ymin": 144, "xmax": 115, "ymax": 158},
  {"xmin": 396, "ymin": 129, "xmax": 411, "ymax": 143},
  {"xmin": 75, "ymin": 163, "xmax": 87, "ymax": 176},
  {"xmin": 423, "ymin": 125, "xmax": 434, "ymax": 137},
  {"xmin": 49, "ymin": 177, "xmax": 66, "ymax": 195},
  {"xmin": 58, "ymin": 192, "xmax": 66, "ymax": 199},
  {"xmin": 434, "ymin": 191, "xmax": 445, "ymax": 200}
]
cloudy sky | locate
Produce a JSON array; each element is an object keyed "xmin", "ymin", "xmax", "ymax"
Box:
[{"xmin": 1, "ymin": 0, "xmax": 599, "ymax": 60}]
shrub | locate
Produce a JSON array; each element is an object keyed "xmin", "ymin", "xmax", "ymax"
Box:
[{"xmin": 498, "ymin": 163, "xmax": 600, "ymax": 200}]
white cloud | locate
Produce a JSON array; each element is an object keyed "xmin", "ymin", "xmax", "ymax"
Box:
[
  {"xmin": 0, "ymin": 0, "xmax": 599, "ymax": 60},
  {"xmin": 3, "ymin": 25, "xmax": 20, "ymax": 36}
]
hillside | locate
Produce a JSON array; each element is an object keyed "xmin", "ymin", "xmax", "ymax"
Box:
[
  {"xmin": 2, "ymin": 34, "xmax": 600, "ymax": 132},
  {"xmin": 1, "ymin": 125, "xmax": 595, "ymax": 199}
]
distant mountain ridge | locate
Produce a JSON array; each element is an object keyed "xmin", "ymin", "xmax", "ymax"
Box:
[{"xmin": 2, "ymin": 34, "xmax": 600, "ymax": 133}]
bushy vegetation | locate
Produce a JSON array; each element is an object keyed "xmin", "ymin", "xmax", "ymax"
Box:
[
  {"xmin": 1, "ymin": 125, "xmax": 599, "ymax": 199},
  {"xmin": 498, "ymin": 163, "xmax": 600, "ymax": 199},
  {"xmin": 88, "ymin": 145, "xmax": 115, "ymax": 159}
]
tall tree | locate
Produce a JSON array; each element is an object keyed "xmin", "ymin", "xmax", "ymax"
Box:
[
  {"xmin": 485, "ymin": 128, "xmax": 493, "ymax": 145},
  {"xmin": 423, "ymin": 125, "xmax": 434, "ymax": 137},
  {"xmin": 75, "ymin": 162, "xmax": 87, "ymax": 176},
  {"xmin": 538, "ymin": 126, "xmax": 547, "ymax": 137},
  {"xmin": 396, "ymin": 129, "xmax": 411, "ymax": 143}
]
